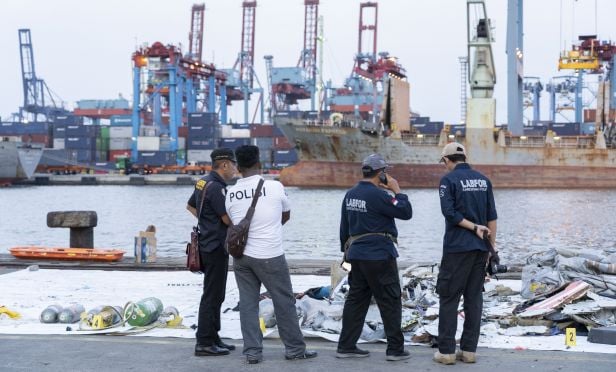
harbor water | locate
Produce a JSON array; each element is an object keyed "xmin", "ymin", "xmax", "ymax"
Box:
[{"xmin": 1, "ymin": 185, "xmax": 615, "ymax": 265}]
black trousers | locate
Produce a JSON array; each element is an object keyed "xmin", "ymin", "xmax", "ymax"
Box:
[
  {"xmin": 196, "ymin": 247, "xmax": 229, "ymax": 346},
  {"xmin": 338, "ymin": 259, "xmax": 403, "ymax": 354},
  {"xmin": 436, "ymin": 250, "xmax": 488, "ymax": 354}
]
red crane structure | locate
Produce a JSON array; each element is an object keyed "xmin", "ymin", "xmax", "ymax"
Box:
[
  {"xmin": 327, "ymin": 1, "xmax": 406, "ymax": 121},
  {"xmin": 188, "ymin": 3, "xmax": 205, "ymax": 62}
]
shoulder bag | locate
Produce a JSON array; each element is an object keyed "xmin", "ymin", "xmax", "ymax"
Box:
[
  {"xmin": 186, "ymin": 182, "xmax": 209, "ymax": 273},
  {"xmin": 226, "ymin": 178, "xmax": 265, "ymax": 259}
]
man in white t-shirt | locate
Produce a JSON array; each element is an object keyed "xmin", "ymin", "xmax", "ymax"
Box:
[{"xmin": 225, "ymin": 145, "xmax": 317, "ymax": 365}]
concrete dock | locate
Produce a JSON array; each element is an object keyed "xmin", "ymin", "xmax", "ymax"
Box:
[
  {"xmin": 0, "ymin": 254, "xmax": 523, "ymax": 279},
  {"xmin": 16, "ymin": 174, "xmax": 202, "ymax": 186},
  {"xmin": 1, "ymin": 335, "xmax": 613, "ymax": 372}
]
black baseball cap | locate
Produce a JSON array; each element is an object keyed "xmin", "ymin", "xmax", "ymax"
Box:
[{"xmin": 210, "ymin": 148, "xmax": 236, "ymax": 163}]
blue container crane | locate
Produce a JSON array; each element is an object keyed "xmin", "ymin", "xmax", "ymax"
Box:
[{"xmin": 17, "ymin": 29, "xmax": 68, "ymax": 122}]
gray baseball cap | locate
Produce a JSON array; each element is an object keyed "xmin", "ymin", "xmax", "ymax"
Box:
[{"xmin": 362, "ymin": 153, "xmax": 389, "ymax": 171}]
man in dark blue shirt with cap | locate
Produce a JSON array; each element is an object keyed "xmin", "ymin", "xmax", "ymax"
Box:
[
  {"xmin": 336, "ymin": 153, "xmax": 413, "ymax": 361},
  {"xmin": 187, "ymin": 147, "xmax": 238, "ymax": 356},
  {"xmin": 434, "ymin": 142, "xmax": 497, "ymax": 365}
]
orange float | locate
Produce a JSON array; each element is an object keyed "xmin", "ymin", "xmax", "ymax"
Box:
[{"xmin": 9, "ymin": 247, "xmax": 125, "ymax": 262}]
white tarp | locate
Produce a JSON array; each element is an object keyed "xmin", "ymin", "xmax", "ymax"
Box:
[{"xmin": 1, "ymin": 269, "xmax": 616, "ymax": 354}]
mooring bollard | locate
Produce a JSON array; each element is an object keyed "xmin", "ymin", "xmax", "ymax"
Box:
[{"xmin": 47, "ymin": 211, "xmax": 98, "ymax": 248}]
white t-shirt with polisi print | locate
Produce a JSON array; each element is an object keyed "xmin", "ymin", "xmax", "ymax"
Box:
[{"xmin": 225, "ymin": 175, "xmax": 290, "ymax": 259}]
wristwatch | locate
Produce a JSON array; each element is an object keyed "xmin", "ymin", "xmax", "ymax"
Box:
[{"xmin": 473, "ymin": 225, "xmax": 478, "ymax": 233}]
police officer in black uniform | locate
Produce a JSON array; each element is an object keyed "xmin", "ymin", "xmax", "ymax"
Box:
[
  {"xmin": 336, "ymin": 154, "xmax": 413, "ymax": 361},
  {"xmin": 186, "ymin": 148, "xmax": 238, "ymax": 356},
  {"xmin": 434, "ymin": 142, "xmax": 497, "ymax": 365}
]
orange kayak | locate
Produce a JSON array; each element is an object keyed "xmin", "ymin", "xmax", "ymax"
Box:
[{"xmin": 9, "ymin": 247, "xmax": 125, "ymax": 262}]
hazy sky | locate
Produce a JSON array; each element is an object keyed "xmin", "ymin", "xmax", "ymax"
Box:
[{"xmin": 2, "ymin": 0, "xmax": 614, "ymax": 124}]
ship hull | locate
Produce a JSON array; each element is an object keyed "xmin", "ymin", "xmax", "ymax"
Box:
[
  {"xmin": 275, "ymin": 119, "xmax": 616, "ymax": 188},
  {"xmin": 0, "ymin": 141, "xmax": 42, "ymax": 185},
  {"xmin": 280, "ymin": 160, "xmax": 616, "ymax": 188}
]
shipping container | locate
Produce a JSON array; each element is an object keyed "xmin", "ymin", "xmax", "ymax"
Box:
[
  {"xmin": 188, "ymin": 112, "xmax": 218, "ymax": 126},
  {"xmin": 96, "ymin": 137, "xmax": 110, "ymax": 151},
  {"xmin": 273, "ymin": 149, "xmax": 298, "ymax": 163},
  {"xmin": 259, "ymin": 149, "xmax": 272, "ymax": 162},
  {"xmin": 188, "ymin": 125, "xmax": 219, "ymax": 138},
  {"xmin": 65, "ymin": 137, "xmax": 97, "ymax": 150},
  {"xmin": 54, "ymin": 115, "xmax": 83, "ymax": 125},
  {"xmin": 91, "ymin": 161, "xmax": 117, "ymax": 171},
  {"xmin": 522, "ymin": 125, "xmax": 548, "ymax": 136},
  {"xmin": 137, "ymin": 151, "xmax": 177, "ymax": 166},
  {"xmin": 0, "ymin": 122, "xmax": 50, "ymax": 135},
  {"xmin": 412, "ymin": 121, "xmax": 443, "ymax": 135},
  {"xmin": 109, "ymin": 126, "xmax": 133, "ymax": 138},
  {"xmin": 411, "ymin": 116, "xmax": 430, "ymax": 125},
  {"xmin": 273, "ymin": 136, "xmax": 293, "ymax": 149},
  {"xmin": 99, "ymin": 126, "xmax": 110, "ymax": 139},
  {"xmin": 187, "ymin": 149, "xmax": 213, "ymax": 163},
  {"xmin": 160, "ymin": 137, "xmax": 186, "ymax": 151},
  {"xmin": 254, "ymin": 137, "xmax": 274, "ymax": 149},
  {"xmin": 69, "ymin": 149, "xmax": 95, "ymax": 163},
  {"xmin": 53, "ymin": 138, "xmax": 65, "ymax": 149},
  {"xmin": 137, "ymin": 136, "xmax": 160, "ymax": 151},
  {"xmin": 21, "ymin": 134, "xmax": 51, "ymax": 147},
  {"xmin": 219, "ymin": 138, "xmax": 251, "ymax": 150},
  {"xmin": 109, "ymin": 149, "xmax": 131, "ymax": 161},
  {"xmin": 220, "ymin": 125, "xmax": 233, "ymax": 138},
  {"xmin": 551, "ymin": 122, "xmax": 581, "ymax": 136},
  {"xmin": 231, "ymin": 123, "xmax": 251, "ymax": 129},
  {"xmin": 187, "ymin": 138, "xmax": 217, "ymax": 150},
  {"xmin": 275, "ymin": 111, "xmax": 304, "ymax": 119},
  {"xmin": 140, "ymin": 126, "xmax": 158, "ymax": 137},
  {"xmin": 178, "ymin": 125, "xmax": 189, "ymax": 138},
  {"xmin": 109, "ymin": 137, "xmax": 133, "ymax": 150},
  {"xmin": 449, "ymin": 125, "xmax": 466, "ymax": 136},
  {"xmin": 110, "ymin": 115, "xmax": 132, "ymax": 126},
  {"xmin": 65, "ymin": 124, "xmax": 100, "ymax": 137},
  {"xmin": 230, "ymin": 128, "xmax": 251, "ymax": 138},
  {"xmin": 250, "ymin": 124, "xmax": 274, "ymax": 137},
  {"xmin": 95, "ymin": 150, "xmax": 108, "ymax": 162}
]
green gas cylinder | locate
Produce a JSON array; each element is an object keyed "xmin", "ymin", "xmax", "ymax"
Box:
[{"xmin": 124, "ymin": 297, "xmax": 163, "ymax": 327}]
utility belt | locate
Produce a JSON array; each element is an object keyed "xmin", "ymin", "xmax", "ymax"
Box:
[{"xmin": 343, "ymin": 232, "xmax": 398, "ymax": 253}]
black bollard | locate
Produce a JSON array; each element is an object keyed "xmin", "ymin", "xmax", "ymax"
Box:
[{"xmin": 47, "ymin": 211, "xmax": 98, "ymax": 248}]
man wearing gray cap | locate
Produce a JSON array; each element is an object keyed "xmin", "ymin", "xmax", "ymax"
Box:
[
  {"xmin": 434, "ymin": 142, "xmax": 497, "ymax": 365},
  {"xmin": 336, "ymin": 153, "xmax": 413, "ymax": 361}
]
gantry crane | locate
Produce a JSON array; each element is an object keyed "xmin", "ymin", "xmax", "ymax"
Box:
[
  {"xmin": 326, "ymin": 1, "xmax": 406, "ymax": 128},
  {"xmin": 17, "ymin": 29, "xmax": 68, "ymax": 122},
  {"xmin": 558, "ymin": 36, "xmax": 616, "ymax": 126},
  {"xmin": 221, "ymin": 1, "xmax": 264, "ymax": 124},
  {"xmin": 266, "ymin": 0, "xmax": 319, "ymax": 118}
]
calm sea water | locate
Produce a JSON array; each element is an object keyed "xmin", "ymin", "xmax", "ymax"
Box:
[{"xmin": 1, "ymin": 185, "xmax": 615, "ymax": 264}]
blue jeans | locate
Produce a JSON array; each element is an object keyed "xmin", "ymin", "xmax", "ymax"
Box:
[{"xmin": 233, "ymin": 254, "xmax": 306, "ymax": 360}]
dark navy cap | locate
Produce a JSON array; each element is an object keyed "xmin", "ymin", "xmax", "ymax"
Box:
[
  {"xmin": 361, "ymin": 153, "xmax": 389, "ymax": 171},
  {"xmin": 211, "ymin": 148, "xmax": 236, "ymax": 162}
]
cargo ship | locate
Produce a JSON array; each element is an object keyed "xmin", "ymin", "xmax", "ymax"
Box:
[
  {"xmin": 275, "ymin": 116, "xmax": 616, "ymax": 188},
  {"xmin": 0, "ymin": 139, "xmax": 42, "ymax": 185}
]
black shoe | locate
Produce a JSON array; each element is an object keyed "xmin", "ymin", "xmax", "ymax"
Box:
[
  {"xmin": 284, "ymin": 350, "xmax": 318, "ymax": 360},
  {"xmin": 194, "ymin": 344, "xmax": 230, "ymax": 356},
  {"xmin": 247, "ymin": 358, "xmax": 262, "ymax": 364},
  {"xmin": 386, "ymin": 350, "xmax": 411, "ymax": 361},
  {"xmin": 215, "ymin": 340, "xmax": 236, "ymax": 351},
  {"xmin": 336, "ymin": 347, "xmax": 370, "ymax": 358}
]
